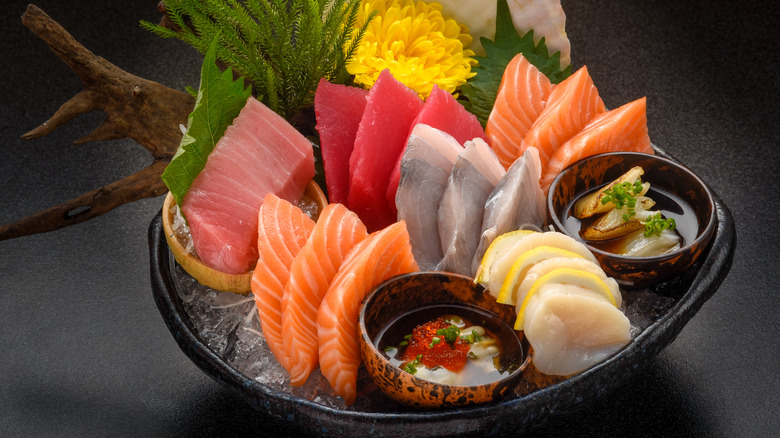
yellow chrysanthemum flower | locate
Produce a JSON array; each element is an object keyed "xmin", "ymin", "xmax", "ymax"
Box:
[{"xmin": 347, "ymin": 0, "xmax": 477, "ymax": 99}]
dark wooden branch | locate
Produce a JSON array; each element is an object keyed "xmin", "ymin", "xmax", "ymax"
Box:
[
  {"xmin": 0, "ymin": 160, "xmax": 170, "ymax": 240},
  {"xmin": 2, "ymin": 4, "xmax": 197, "ymax": 242}
]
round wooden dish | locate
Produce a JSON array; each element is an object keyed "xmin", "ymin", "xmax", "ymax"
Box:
[{"xmin": 161, "ymin": 181, "xmax": 327, "ymax": 294}]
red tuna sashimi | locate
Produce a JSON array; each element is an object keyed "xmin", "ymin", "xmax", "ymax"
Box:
[
  {"xmin": 385, "ymin": 85, "xmax": 487, "ymax": 213},
  {"xmin": 282, "ymin": 203, "xmax": 368, "ymax": 385},
  {"xmin": 348, "ymin": 69, "xmax": 423, "ymax": 232},
  {"xmin": 183, "ymin": 97, "xmax": 315, "ymax": 274},
  {"xmin": 317, "ymin": 221, "xmax": 419, "ymax": 405},
  {"xmin": 520, "ymin": 66, "xmax": 606, "ymax": 173},
  {"xmin": 314, "ymin": 79, "xmax": 369, "ymax": 205},
  {"xmin": 251, "ymin": 193, "xmax": 315, "ymax": 370},
  {"xmin": 485, "ymin": 54, "xmax": 553, "ymax": 169},
  {"xmin": 540, "ymin": 97, "xmax": 654, "ymax": 193}
]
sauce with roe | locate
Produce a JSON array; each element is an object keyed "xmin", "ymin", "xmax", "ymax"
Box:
[{"xmin": 401, "ymin": 318, "xmax": 469, "ymax": 372}]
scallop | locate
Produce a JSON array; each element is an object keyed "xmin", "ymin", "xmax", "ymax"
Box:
[
  {"xmin": 515, "ymin": 256, "xmax": 622, "ymax": 313},
  {"xmin": 523, "ymin": 283, "xmax": 631, "ymax": 376}
]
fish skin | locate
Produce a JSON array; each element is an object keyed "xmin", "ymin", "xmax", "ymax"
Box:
[
  {"xmin": 281, "ymin": 203, "xmax": 368, "ymax": 386},
  {"xmin": 251, "ymin": 194, "xmax": 315, "ymax": 371},
  {"xmin": 317, "ymin": 221, "xmax": 418, "ymax": 405}
]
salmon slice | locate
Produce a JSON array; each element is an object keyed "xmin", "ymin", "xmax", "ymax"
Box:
[
  {"xmin": 485, "ymin": 54, "xmax": 553, "ymax": 169},
  {"xmin": 251, "ymin": 193, "xmax": 316, "ymax": 370},
  {"xmin": 317, "ymin": 221, "xmax": 419, "ymax": 405},
  {"xmin": 521, "ymin": 66, "xmax": 606, "ymax": 173},
  {"xmin": 281, "ymin": 204, "xmax": 368, "ymax": 385},
  {"xmin": 540, "ymin": 97, "xmax": 654, "ymax": 193}
]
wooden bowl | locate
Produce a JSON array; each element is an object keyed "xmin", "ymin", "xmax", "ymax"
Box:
[
  {"xmin": 358, "ymin": 272, "xmax": 531, "ymax": 409},
  {"xmin": 161, "ymin": 181, "xmax": 327, "ymax": 294},
  {"xmin": 547, "ymin": 152, "xmax": 716, "ymax": 289}
]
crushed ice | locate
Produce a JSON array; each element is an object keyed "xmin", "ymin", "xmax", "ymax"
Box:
[{"xmin": 170, "ymin": 261, "xmax": 679, "ymax": 411}]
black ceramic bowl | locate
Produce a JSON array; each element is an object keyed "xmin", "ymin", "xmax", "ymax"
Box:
[
  {"xmin": 547, "ymin": 151, "xmax": 717, "ymax": 288},
  {"xmin": 358, "ymin": 272, "xmax": 531, "ymax": 409}
]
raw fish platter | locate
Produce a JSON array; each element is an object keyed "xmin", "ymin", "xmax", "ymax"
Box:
[{"xmin": 146, "ymin": 0, "xmax": 736, "ymax": 435}]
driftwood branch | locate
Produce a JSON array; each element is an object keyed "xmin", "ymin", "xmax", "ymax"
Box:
[{"xmin": 2, "ymin": 4, "xmax": 196, "ymax": 241}]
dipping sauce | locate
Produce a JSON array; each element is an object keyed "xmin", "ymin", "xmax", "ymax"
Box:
[
  {"xmin": 564, "ymin": 185, "xmax": 698, "ymax": 255},
  {"xmin": 375, "ymin": 304, "xmax": 523, "ymax": 386}
]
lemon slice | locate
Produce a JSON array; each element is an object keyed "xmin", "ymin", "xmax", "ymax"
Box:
[
  {"xmin": 475, "ymin": 229, "xmax": 537, "ymax": 287},
  {"xmin": 514, "ymin": 268, "xmax": 617, "ymax": 330},
  {"xmin": 495, "ymin": 246, "xmax": 585, "ymax": 305},
  {"xmin": 515, "ymin": 257, "xmax": 622, "ymax": 313},
  {"xmin": 483, "ymin": 231, "xmax": 598, "ymax": 296}
]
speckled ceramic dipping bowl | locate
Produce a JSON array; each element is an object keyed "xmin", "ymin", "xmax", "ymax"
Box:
[
  {"xmin": 548, "ymin": 152, "xmax": 716, "ymax": 289},
  {"xmin": 358, "ymin": 272, "xmax": 531, "ymax": 409}
]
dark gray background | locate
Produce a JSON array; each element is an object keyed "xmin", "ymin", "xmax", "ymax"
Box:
[{"xmin": 2, "ymin": 0, "xmax": 778, "ymax": 436}]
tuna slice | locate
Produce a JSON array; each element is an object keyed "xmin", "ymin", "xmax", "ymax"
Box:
[
  {"xmin": 471, "ymin": 147, "xmax": 547, "ymax": 275},
  {"xmin": 386, "ymin": 85, "xmax": 487, "ymax": 213},
  {"xmin": 314, "ymin": 79, "xmax": 369, "ymax": 205},
  {"xmin": 348, "ymin": 69, "xmax": 423, "ymax": 232},
  {"xmin": 438, "ymin": 138, "xmax": 506, "ymax": 275},
  {"xmin": 396, "ymin": 124, "xmax": 463, "ymax": 270},
  {"xmin": 183, "ymin": 97, "xmax": 315, "ymax": 274}
]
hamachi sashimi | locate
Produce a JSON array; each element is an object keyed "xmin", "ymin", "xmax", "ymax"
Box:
[
  {"xmin": 395, "ymin": 125, "xmax": 463, "ymax": 270},
  {"xmin": 348, "ymin": 69, "xmax": 423, "ymax": 232},
  {"xmin": 251, "ymin": 194, "xmax": 315, "ymax": 370},
  {"xmin": 521, "ymin": 66, "xmax": 605, "ymax": 174},
  {"xmin": 386, "ymin": 85, "xmax": 487, "ymax": 212},
  {"xmin": 317, "ymin": 221, "xmax": 419, "ymax": 405},
  {"xmin": 183, "ymin": 97, "xmax": 315, "ymax": 274},
  {"xmin": 486, "ymin": 54, "xmax": 553, "ymax": 169},
  {"xmin": 438, "ymin": 139, "xmax": 506, "ymax": 275},
  {"xmin": 471, "ymin": 147, "xmax": 547, "ymax": 276},
  {"xmin": 540, "ymin": 97, "xmax": 654, "ymax": 193},
  {"xmin": 281, "ymin": 203, "xmax": 368, "ymax": 386},
  {"xmin": 314, "ymin": 79, "xmax": 369, "ymax": 205}
]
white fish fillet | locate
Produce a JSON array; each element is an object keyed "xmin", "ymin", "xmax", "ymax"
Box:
[
  {"xmin": 438, "ymin": 139, "xmax": 506, "ymax": 275},
  {"xmin": 396, "ymin": 125, "xmax": 463, "ymax": 270}
]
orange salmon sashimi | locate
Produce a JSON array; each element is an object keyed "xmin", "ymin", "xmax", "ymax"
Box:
[
  {"xmin": 521, "ymin": 66, "xmax": 606, "ymax": 173},
  {"xmin": 251, "ymin": 193, "xmax": 315, "ymax": 371},
  {"xmin": 317, "ymin": 221, "xmax": 419, "ymax": 405},
  {"xmin": 486, "ymin": 54, "xmax": 553, "ymax": 169},
  {"xmin": 281, "ymin": 204, "xmax": 368, "ymax": 386},
  {"xmin": 540, "ymin": 97, "xmax": 654, "ymax": 193}
]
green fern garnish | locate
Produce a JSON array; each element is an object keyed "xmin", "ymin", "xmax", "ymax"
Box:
[
  {"xmin": 460, "ymin": 0, "xmax": 572, "ymax": 127},
  {"xmin": 140, "ymin": 0, "xmax": 372, "ymax": 121}
]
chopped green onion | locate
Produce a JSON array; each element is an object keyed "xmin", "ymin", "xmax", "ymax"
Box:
[
  {"xmin": 428, "ymin": 337, "xmax": 441, "ymax": 348},
  {"xmin": 435, "ymin": 324, "xmax": 460, "ymax": 345},
  {"xmin": 601, "ymin": 179, "xmax": 643, "ymax": 211},
  {"xmin": 642, "ymin": 212, "xmax": 676, "ymax": 237}
]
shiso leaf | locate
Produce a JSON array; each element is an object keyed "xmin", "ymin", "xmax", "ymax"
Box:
[
  {"xmin": 162, "ymin": 35, "xmax": 252, "ymax": 209},
  {"xmin": 460, "ymin": 0, "xmax": 573, "ymax": 127}
]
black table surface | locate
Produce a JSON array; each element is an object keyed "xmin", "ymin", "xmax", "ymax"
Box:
[{"xmin": 2, "ymin": 1, "xmax": 777, "ymax": 437}]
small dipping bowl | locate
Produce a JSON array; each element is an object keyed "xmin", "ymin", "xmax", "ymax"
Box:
[
  {"xmin": 548, "ymin": 152, "xmax": 716, "ymax": 289},
  {"xmin": 359, "ymin": 272, "xmax": 530, "ymax": 409}
]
